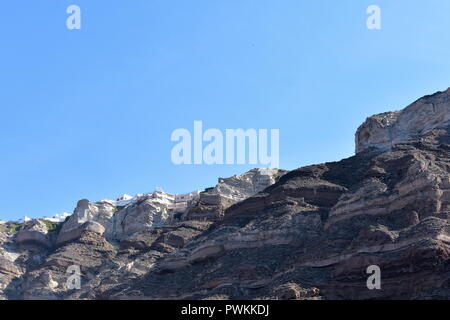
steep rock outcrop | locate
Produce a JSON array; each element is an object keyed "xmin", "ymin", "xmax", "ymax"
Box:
[
  {"xmin": 20, "ymin": 231, "xmax": 116, "ymax": 300},
  {"xmin": 4, "ymin": 87, "xmax": 450, "ymax": 300},
  {"xmin": 59, "ymin": 200, "xmax": 116, "ymax": 241},
  {"xmin": 0, "ymin": 233, "xmax": 22, "ymax": 299},
  {"xmin": 112, "ymin": 197, "xmax": 171, "ymax": 240},
  {"xmin": 185, "ymin": 168, "xmax": 286, "ymax": 221},
  {"xmin": 101, "ymin": 88, "xmax": 450, "ymax": 300},
  {"xmin": 15, "ymin": 220, "xmax": 51, "ymax": 250},
  {"xmin": 56, "ymin": 221, "xmax": 105, "ymax": 246},
  {"xmin": 356, "ymin": 87, "xmax": 450, "ymax": 153},
  {"xmin": 57, "ymin": 169, "xmax": 284, "ymax": 242}
]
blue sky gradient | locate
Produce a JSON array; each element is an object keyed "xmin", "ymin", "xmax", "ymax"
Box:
[{"xmin": 1, "ymin": 0, "xmax": 450, "ymax": 220}]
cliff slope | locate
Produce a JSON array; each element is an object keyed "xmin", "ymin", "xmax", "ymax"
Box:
[{"xmin": 2, "ymin": 88, "xmax": 450, "ymax": 300}]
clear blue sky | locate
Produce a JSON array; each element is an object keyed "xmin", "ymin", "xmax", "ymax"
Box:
[{"xmin": 1, "ymin": 0, "xmax": 450, "ymax": 220}]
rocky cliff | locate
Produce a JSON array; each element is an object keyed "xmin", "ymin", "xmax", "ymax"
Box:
[
  {"xmin": 184, "ymin": 168, "xmax": 286, "ymax": 221},
  {"xmin": 2, "ymin": 88, "xmax": 450, "ymax": 300},
  {"xmin": 356, "ymin": 88, "xmax": 450, "ymax": 153}
]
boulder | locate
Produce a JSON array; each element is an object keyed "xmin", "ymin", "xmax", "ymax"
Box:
[
  {"xmin": 15, "ymin": 220, "xmax": 51, "ymax": 249},
  {"xmin": 56, "ymin": 221, "xmax": 105, "ymax": 246},
  {"xmin": 274, "ymin": 283, "xmax": 304, "ymax": 300},
  {"xmin": 59, "ymin": 199, "xmax": 116, "ymax": 240},
  {"xmin": 113, "ymin": 198, "xmax": 170, "ymax": 240}
]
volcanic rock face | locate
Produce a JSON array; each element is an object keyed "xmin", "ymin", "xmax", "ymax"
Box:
[
  {"xmin": 184, "ymin": 168, "xmax": 286, "ymax": 221},
  {"xmin": 112, "ymin": 198, "xmax": 171, "ymax": 240},
  {"xmin": 15, "ymin": 220, "xmax": 51, "ymax": 250},
  {"xmin": 356, "ymin": 87, "xmax": 450, "ymax": 153},
  {"xmin": 58, "ymin": 197, "xmax": 170, "ymax": 242},
  {"xmin": 56, "ymin": 221, "xmax": 105, "ymax": 246},
  {"xmin": 57, "ymin": 169, "xmax": 285, "ymax": 244},
  {"xmin": 59, "ymin": 200, "xmax": 116, "ymax": 241},
  {"xmin": 2, "ymin": 87, "xmax": 450, "ymax": 300},
  {"xmin": 0, "ymin": 233, "xmax": 22, "ymax": 300}
]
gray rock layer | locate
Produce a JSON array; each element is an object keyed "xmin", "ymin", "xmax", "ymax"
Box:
[{"xmin": 356, "ymin": 87, "xmax": 450, "ymax": 153}]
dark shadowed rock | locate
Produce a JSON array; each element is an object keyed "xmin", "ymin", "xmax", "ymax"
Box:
[
  {"xmin": 15, "ymin": 220, "xmax": 51, "ymax": 250},
  {"xmin": 56, "ymin": 221, "xmax": 105, "ymax": 246}
]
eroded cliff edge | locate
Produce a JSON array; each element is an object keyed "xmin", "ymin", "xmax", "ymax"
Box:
[{"xmin": 2, "ymin": 88, "xmax": 450, "ymax": 300}]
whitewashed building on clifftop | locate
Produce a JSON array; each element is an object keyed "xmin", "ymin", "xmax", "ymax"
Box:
[{"xmin": 150, "ymin": 189, "xmax": 200, "ymax": 213}]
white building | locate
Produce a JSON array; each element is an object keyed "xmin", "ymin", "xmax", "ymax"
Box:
[
  {"xmin": 109, "ymin": 188, "xmax": 201, "ymax": 216},
  {"xmin": 151, "ymin": 190, "xmax": 175, "ymax": 206},
  {"xmin": 173, "ymin": 191, "xmax": 200, "ymax": 212},
  {"xmin": 18, "ymin": 216, "xmax": 32, "ymax": 223},
  {"xmin": 42, "ymin": 212, "xmax": 72, "ymax": 223},
  {"xmin": 149, "ymin": 189, "xmax": 200, "ymax": 213}
]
